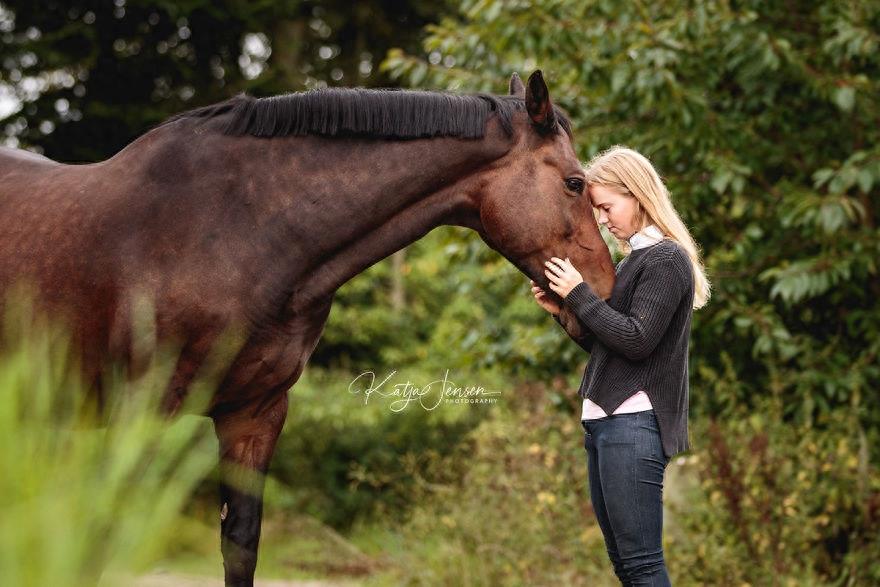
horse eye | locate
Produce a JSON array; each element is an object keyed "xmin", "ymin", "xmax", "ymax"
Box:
[{"xmin": 565, "ymin": 178, "xmax": 585, "ymax": 194}]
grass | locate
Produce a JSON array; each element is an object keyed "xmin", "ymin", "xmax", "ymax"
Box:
[{"xmin": 0, "ymin": 302, "xmax": 219, "ymax": 587}]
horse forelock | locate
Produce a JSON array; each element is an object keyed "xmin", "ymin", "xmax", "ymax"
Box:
[{"xmin": 156, "ymin": 88, "xmax": 572, "ymax": 141}]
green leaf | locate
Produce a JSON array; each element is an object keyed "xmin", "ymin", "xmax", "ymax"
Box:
[
  {"xmin": 832, "ymin": 86, "xmax": 855, "ymax": 112},
  {"xmin": 857, "ymin": 169, "xmax": 873, "ymax": 193}
]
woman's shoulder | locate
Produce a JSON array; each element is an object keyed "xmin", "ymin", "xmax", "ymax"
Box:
[
  {"xmin": 623, "ymin": 239, "xmax": 688, "ymax": 273},
  {"xmin": 646, "ymin": 238, "xmax": 694, "ymax": 287},
  {"xmin": 645, "ymin": 238, "xmax": 688, "ymax": 263},
  {"xmin": 640, "ymin": 239, "xmax": 693, "ymax": 284}
]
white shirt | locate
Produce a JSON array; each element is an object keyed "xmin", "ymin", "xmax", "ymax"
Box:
[{"xmin": 581, "ymin": 224, "xmax": 664, "ymax": 420}]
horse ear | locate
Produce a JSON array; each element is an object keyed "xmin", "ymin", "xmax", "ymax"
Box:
[
  {"xmin": 509, "ymin": 72, "xmax": 525, "ymax": 98},
  {"xmin": 525, "ymin": 70, "xmax": 556, "ymax": 134}
]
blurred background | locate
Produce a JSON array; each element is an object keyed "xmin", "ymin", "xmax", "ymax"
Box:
[{"xmin": 1, "ymin": 1, "xmax": 878, "ymax": 585}]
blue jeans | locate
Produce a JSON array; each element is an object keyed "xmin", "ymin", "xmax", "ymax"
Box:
[{"xmin": 582, "ymin": 409, "xmax": 672, "ymax": 586}]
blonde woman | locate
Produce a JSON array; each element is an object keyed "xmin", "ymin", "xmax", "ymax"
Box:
[{"xmin": 532, "ymin": 146, "xmax": 710, "ymax": 585}]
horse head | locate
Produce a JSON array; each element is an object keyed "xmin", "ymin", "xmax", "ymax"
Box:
[{"xmin": 476, "ymin": 71, "xmax": 614, "ymax": 301}]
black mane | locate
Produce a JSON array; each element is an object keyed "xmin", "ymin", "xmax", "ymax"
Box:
[{"xmin": 159, "ymin": 87, "xmax": 572, "ymax": 140}]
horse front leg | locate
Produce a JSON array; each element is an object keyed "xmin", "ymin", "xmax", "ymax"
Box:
[{"xmin": 212, "ymin": 391, "xmax": 288, "ymax": 587}]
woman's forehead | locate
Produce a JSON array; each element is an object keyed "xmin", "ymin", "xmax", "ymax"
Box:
[{"xmin": 589, "ymin": 184, "xmax": 619, "ymax": 204}]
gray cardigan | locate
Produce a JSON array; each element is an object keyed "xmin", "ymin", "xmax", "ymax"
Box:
[{"xmin": 556, "ymin": 239, "xmax": 694, "ymax": 459}]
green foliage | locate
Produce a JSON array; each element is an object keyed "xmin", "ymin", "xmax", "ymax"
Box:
[
  {"xmin": 314, "ymin": 232, "xmax": 452, "ymax": 370},
  {"xmin": 0, "ymin": 304, "xmax": 217, "ymax": 587},
  {"xmin": 676, "ymin": 398, "xmax": 880, "ymax": 585},
  {"xmin": 381, "ymin": 0, "xmax": 880, "ymax": 435},
  {"xmin": 0, "ymin": 0, "xmax": 452, "ymax": 160},
  {"xmin": 0, "ymin": 0, "xmax": 259, "ymax": 160},
  {"xmin": 360, "ymin": 386, "xmax": 879, "ymax": 586},
  {"xmin": 268, "ymin": 366, "xmax": 497, "ymax": 530}
]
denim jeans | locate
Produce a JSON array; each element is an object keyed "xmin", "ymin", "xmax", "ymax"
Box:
[{"xmin": 582, "ymin": 409, "xmax": 672, "ymax": 586}]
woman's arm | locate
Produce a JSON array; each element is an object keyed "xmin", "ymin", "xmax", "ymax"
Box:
[{"xmin": 562, "ymin": 255, "xmax": 688, "ymax": 361}]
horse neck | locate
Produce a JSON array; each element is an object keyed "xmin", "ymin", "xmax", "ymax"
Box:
[{"xmin": 223, "ymin": 120, "xmax": 515, "ymax": 313}]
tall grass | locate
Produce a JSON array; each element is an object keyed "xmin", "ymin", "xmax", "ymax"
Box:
[{"xmin": 0, "ymin": 298, "xmax": 219, "ymax": 587}]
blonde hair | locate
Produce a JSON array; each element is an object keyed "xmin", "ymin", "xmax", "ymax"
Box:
[{"xmin": 583, "ymin": 145, "xmax": 711, "ymax": 310}]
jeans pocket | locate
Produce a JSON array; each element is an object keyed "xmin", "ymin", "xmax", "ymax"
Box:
[{"xmin": 583, "ymin": 422, "xmax": 594, "ymax": 451}]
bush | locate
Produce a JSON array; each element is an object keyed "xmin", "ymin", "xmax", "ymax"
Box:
[
  {"xmin": 268, "ymin": 366, "xmax": 503, "ymax": 530},
  {"xmin": 674, "ymin": 398, "xmax": 880, "ymax": 585}
]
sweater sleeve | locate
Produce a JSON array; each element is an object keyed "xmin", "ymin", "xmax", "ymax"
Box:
[
  {"xmin": 562, "ymin": 255, "xmax": 687, "ymax": 361},
  {"xmin": 552, "ymin": 312, "xmax": 595, "ymax": 353}
]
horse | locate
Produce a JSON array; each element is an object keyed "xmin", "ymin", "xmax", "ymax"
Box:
[{"xmin": 0, "ymin": 70, "xmax": 614, "ymax": 586}]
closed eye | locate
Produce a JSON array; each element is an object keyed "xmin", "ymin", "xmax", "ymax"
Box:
[{"xmin": 564, "ymin": 177, "xmax": 585, "ymax": 195}]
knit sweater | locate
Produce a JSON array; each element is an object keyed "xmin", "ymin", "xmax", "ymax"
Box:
[
  {"xmin": 557, "ymin": 239, "xmax": 694, "ymax": 459},
  {"xmin": 581, "ymin": 224, "xmax": 664, "ymax": 419}
]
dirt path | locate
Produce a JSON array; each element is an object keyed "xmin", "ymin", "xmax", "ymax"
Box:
[{"xmin": 131, "ymin": 572, "xmax": 358, "ymax": 587}]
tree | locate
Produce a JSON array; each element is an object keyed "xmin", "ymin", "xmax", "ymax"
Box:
[{"xmin": 0, "ymin": 0, "xmax": 451, "ymax": 161}]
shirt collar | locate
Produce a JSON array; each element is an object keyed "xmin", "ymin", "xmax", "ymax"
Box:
[{"xmin": 628, "ymin": 224, "xmax": 664, "ymax": 250}]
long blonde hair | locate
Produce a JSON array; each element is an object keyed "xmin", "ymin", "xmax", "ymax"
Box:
[{"xmin": 583, "ymin": 145, "xmax": 711, "ymax": 310}]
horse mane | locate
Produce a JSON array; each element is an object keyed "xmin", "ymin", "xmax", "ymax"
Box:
[{"xmin": 157, "ymin": 88, "xmax": 572, "ymax": 140}]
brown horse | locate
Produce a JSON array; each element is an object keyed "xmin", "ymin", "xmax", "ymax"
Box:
[{"xmin": 0, "ymin": 70, "xmax": 613, "ymax": 586}]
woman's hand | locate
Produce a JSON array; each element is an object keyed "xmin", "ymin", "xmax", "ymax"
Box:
[
  {"xmin": 530, "ymin": 279, "xmax": 561, "ymax": 315},
  {"xmin": 544, "ymin": 257, "xmax": 584, "ymax": 299}
]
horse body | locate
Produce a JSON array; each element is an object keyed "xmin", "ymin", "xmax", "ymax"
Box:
[
  {"xmin": 0, "ymin": 72, "xmax": 615, "ymax": 586},
  {"xmin": 3, "ymin": 116, "xmax": 507, "ymax": 398}
]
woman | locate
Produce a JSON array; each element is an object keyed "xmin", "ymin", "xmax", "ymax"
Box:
[{"xmin": 531, "ymin": 146, "xmax": 710, "ymax": 586}]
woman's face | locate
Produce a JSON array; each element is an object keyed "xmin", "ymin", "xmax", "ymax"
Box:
[{"xmin": 590, "ymin": 184, "xmax": 640, "ymax": 240}]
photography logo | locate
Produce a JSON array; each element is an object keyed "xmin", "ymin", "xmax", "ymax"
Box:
[{"xmin": 348, "ymin": 369, "xmax": 501, "ymax": 412}]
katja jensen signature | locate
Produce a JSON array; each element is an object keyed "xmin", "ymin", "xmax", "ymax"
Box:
[{"xmin": 348, "ymin": 369, "xmax": 501, "ymax": 412}]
